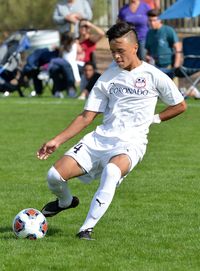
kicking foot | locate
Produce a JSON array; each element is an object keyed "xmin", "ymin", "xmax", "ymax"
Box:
[
  {"xmin": 76, "ymin": 228, "xmax": 94, "ymax": 240},
  {"xmin": 41, "ymin": 196, "xmax": 79, "ymax": 217}
]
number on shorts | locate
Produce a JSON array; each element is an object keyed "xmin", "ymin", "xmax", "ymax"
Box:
[{"xmin": 73, "ymin": 143, "xmax": 83, "ymax": 154}]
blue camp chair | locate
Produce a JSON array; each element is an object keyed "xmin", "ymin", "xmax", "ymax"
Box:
[{"xmin": 175, "ymin": 36, "xmax": 200, "ymax": 91}]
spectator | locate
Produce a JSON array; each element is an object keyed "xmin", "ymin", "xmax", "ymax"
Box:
[
  {"xmin": 49, "ymin": 31, "xmax": 80, "ymax": 98},
  {"xmin": 78, "ymin": 62, "xmax": 101, "ymax": 100},
  {"xmin": 145, "ymin": 9, "xmax": 182, "ymax": 75},
  {"xmin": 86, "ymin": 0, "xmax": 93, "ymax": 8},
  {"xmin": 143, "ymin": 0, "xmax": 160, "ymax": 9},
  {"xmin": 20, "ymin": 32, "xmax": 78, "ymax": 97},
  {"xmin": 118, "ymin": 0, "xmax": 151, "ymax": 60},
  {"xmin": 48, "ymin": 58, "xmax": 76, "ymax": 98},
  {"xmin": 76, "ymin": 19, "xmax": 105, "ymax": 75},
  {"xmin": 20, "ymin": 48, "xmax": 59, "ymax": 96},
  {"xmin": 53, "ymin": 0, "xmax": 93, "ymax": 38},
  {"xmin": 62, "ymin": 32, "xmax": 80, "ymax": 85},
  {"xmin": 0, "ymin": 70, "xmax": 24, "ymax": 97}
]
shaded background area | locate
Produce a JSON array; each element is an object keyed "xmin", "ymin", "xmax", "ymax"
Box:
[
  {"xmin": 0, "ymin": 0, "xmax": 199, "ymax": 89},
  {"xmin": 0, "ymin": 0, "xmax": 199, "ymax": 37}
]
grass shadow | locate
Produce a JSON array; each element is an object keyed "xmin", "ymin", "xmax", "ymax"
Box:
[
  {"xmin": 0, "ymin": 225, "xmax": 62, "ymax": 240},
  {"xmin": 0, "ymin": 226, "xmax": 12, "ymax": 233},
  {"xmin": 46, "ymin": 227, "xmax": 63, "ymax": 236},
  {"xmin": 0, "ymin": 226, "xmax": 15, "ymax": 240}
]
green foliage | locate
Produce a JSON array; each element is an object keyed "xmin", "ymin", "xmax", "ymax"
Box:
[
  {"xmin": 92, "ymin": 0, "xmax": 108, "ymax": 22},
  {"xmin": 0, "ymin": 96, "xmax": 200, "ymax": 270},
  {"xmin": 0, "ymin": 0, "xmax": 107, "ymax": 33},
  {"xmin": 0, "ymin": 0, "xmax": 58, "ymax": 31}
]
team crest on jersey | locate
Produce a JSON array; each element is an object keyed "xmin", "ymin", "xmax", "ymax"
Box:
[{"xmin": 135, "ymin": 77, "xmax": 146, "ymax": 88}]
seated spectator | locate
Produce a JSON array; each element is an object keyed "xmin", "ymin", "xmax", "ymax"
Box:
[
  {"xmin": 76, "ymin": 19, "xmax": 105, "ymax": 75},
  {"xmin": 49, "ymin": 31, "xmax": 80, "ymax": 98},
  {"xmin": 48, "ymin": 58, "xmax": 76, "ymax": 98},
  {"xmin": 0, "ymin": 70, "xmax": 24, "ymax": 97},
  {"xmin": 78, "ymin": 61, "xmax": 101, "ymax": 100},
  {"xmin": 145, "ymin": 9, "xmax": 182, "ymax": 78},
  {"xmin": 53, "ymin": 0, "xmax": 93, "ymax": 38},
  {"xmin": 61, "ymin": 31, "xmax": 80, "ymax": 85},
  {"xmin": 20, "ymin": 48, "xmax": 59, "ymax": 96},
  {"xmin": 0, "ymin": 35, "xmax": 26, "ymax": 97},
  {"xmin": 20, "ymin": 32, "xmax": 79, "ymax": 97}
]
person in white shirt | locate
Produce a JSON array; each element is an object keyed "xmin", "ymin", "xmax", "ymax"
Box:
[
  {"xmin": 48, "ymin": 31, "xmax": 80, "ymax": 98},
  {"xmin": 37, "ymin": 21, "xmax": 187, "ymax": 240},
  {"xmin": 61, "ymin": 32, "xmax": 80, "ymax": 84}
]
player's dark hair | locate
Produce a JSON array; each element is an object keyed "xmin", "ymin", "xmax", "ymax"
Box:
[{"xmin": 106, "ymin": 21, "xmax": 138, "ymax": 43}]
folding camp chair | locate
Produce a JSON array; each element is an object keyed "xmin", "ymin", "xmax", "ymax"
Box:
[{"xmin": 175, "ymin": 36, "xmax": 200, "ymax": 92}]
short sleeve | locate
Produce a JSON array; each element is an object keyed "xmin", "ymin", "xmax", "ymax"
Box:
[
  {"xmin": 84, "ymin": 80, "xmax": 108, "ymax": 113},
  {"xmin": 167, "ymin": 27, "xmax": 179, "ymax": 46},
  {"xmin": 156, "ymin": 71, "xmax": 184, "ymax": 105}
]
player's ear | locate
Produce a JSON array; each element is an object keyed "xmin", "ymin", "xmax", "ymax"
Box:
[{"xmin": 134, "ymin": 42, "xmax": 138, "ymax": 53}]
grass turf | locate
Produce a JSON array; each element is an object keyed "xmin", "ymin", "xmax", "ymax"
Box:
[{"xmin": 0, "ymin": 95, "xmax": 200, "ymax": 271}]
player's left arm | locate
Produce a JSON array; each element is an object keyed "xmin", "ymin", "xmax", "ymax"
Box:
[
  {"xmin": 153, "ymin": 67, "xmax": 187, "ymax": 124},
  {"xmin": 159, "ymin": 100, "xmax": 187, "ymax": 121}
]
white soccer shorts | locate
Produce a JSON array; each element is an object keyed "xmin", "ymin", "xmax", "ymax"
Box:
[{"xmin": 65, "ymin": 131, "xmax": 146, "ymax": 185}]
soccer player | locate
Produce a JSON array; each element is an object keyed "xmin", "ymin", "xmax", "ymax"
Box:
[{"xmin": 37, "ymin": 21, "xmax": 186, "ymax": 240}]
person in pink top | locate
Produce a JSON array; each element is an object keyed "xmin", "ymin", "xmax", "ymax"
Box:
[{"xmin": 143, "ymin": 0, "xmax": 160, "ymax": 9}]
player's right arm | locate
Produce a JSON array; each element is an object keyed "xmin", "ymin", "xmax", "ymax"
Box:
[{"xmin": 37, "ymin": 110, "xmax": 99, "ymax": 160}]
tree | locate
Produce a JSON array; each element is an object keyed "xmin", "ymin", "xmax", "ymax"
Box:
[{"xmin": 0, "ymin": 0, "xmax": 57, "ymax": 31}]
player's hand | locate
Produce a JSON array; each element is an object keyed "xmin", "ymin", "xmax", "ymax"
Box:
[{"xmin": 37, "ymin": 139, "xmax": 59, "ymax": 160}]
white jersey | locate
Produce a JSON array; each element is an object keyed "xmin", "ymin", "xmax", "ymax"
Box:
[{"xmin": 84, "ymin": 61, "xmax": 184, "ymax": 145}]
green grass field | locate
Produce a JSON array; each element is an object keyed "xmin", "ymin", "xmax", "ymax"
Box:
[{"xmin": 0, "ymin": 95, "xmax": 200, "ymax": 271}]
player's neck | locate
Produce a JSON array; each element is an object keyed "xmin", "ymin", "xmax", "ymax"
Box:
[{"xmin": 125, "ymin": 59, "xmax": 142, "ymax": 71}]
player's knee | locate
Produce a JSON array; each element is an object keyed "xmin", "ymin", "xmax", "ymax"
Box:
[
  {"xmin": 101, "ymin": 163, "xmax": 121, "ymax": 187},
  {"xmin": 47, "ymin": 166, "xmax": 64, "ymax": 186}
]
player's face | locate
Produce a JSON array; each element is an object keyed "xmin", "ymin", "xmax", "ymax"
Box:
[{"xmin": 109, "ymin": 36, "xmax": 138, "ymax": 71}]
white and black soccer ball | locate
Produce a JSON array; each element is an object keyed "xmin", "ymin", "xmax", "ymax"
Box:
[{"xmin": 12, "ymin": 208, "xmax": 48, "ymax": 239}]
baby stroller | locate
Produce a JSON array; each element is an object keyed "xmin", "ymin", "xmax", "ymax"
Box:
[
  {"xmin": 0, "ymin": 29, "xmax": 60, "ymax": 97},
  {"xmin": 0, "ymin": 30, "xmax": 30, "ymax": 97}
]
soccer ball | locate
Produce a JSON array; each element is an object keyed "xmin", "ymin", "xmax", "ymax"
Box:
[{"xmin": 12, "ymin": 208, "xmax": 48, "ymax": 239}]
